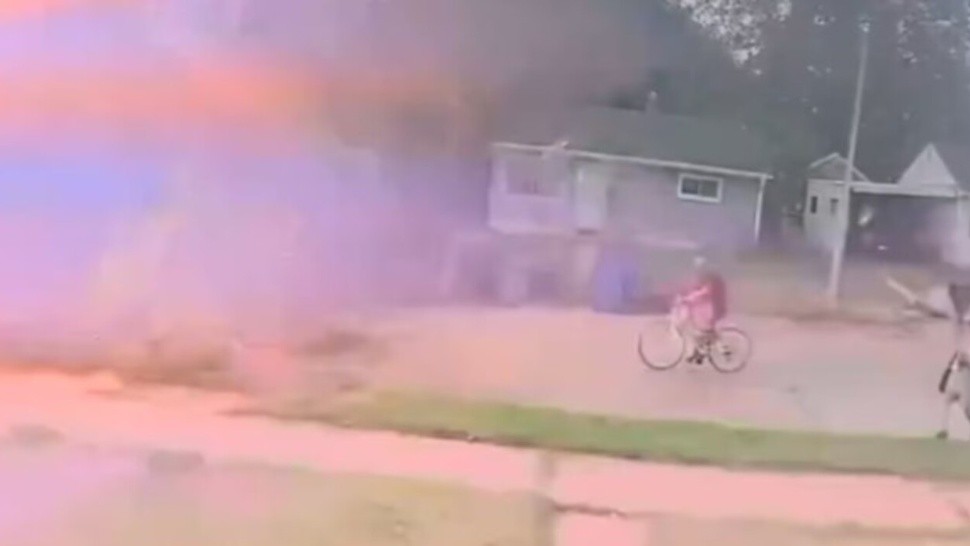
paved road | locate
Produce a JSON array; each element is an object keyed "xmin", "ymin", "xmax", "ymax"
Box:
[
  {"xmin": 1, "ymin": 372, "xmax": 969, "ymax": 546},
  {"xmin": 0, "ymin": 376, "xmax": 970, "ymax": 530},
  {"xmin": 369, "ymin": 308, "xmax": 966, "ymax": 438},
  {"xmin": 0, "ymin": 373, "xmax": 966, "ymax": 541}
]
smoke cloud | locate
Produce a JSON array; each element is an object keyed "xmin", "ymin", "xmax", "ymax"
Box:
[{"xmin": 0, "ymin": 1, "xmax": 703, "ymax": 359}]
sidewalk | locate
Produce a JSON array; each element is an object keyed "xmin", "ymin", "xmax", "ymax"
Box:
[{"xmin": 1, "ymin": 372, "xmax": 969, "ymax": 543}]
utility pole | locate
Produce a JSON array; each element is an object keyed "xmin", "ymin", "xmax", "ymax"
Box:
[{"xmin": 827, "ymin": 24, "xmax": 870, "ymax": 306}]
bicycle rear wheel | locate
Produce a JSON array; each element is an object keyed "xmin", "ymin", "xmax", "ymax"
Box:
[
  {"xmin": 637, "ymin": 322, "xmax": 686, "ymax": 371},
  {"xmin": 708, "ymin": 326, "xmax": 752, "ymax": 373}
]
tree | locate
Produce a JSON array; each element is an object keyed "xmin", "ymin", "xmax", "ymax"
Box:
[
  {"xmin": 670, "ymin": 0, "xmax": 790, "ymax": 62},
  {"xmin": 673, "ymin": 0, "xmax": 970, "ymax": 181}
]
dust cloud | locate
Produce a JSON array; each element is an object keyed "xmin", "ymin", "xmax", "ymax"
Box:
[{"xmin": 0, "ymin": 1, "xmax": 700, "ymax": 362}]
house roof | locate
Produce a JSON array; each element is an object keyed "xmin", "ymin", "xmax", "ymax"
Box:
[
  {"xmin": 493, "ymin": 106, "xmax": 772, "ymax": 175},
  {"xmin": 933, "ymin": 142, "xmax": 970, "ymax": 191},
  {"xmin": 807, "ymin": 152, "xmax": 871, "ymax": 182}
]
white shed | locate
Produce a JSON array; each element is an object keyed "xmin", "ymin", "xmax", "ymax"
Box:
[
  {"xmin": 802, "ymin": 153, "xmax": 872, "ymax": 252},
  {"xmin": 803, "ymin": 145, "xmax": 970, "ymax": 264}
]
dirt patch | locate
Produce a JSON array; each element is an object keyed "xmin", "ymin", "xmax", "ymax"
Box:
[
  {"xmin": 0, "ymin": 325, "xmax": 389, "ymax": 405},
  {"xmin": 3, "ymin": 424, "xmax": 64, "ymax": 448}
]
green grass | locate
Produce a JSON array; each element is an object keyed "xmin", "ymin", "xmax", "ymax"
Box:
[{"xmin": 245, "ymin": 391, "xmax": 970, "ymax": 482}]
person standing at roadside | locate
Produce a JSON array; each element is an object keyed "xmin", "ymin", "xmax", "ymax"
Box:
[{"xmin": 937, "ymin": 266, "xmax": 970, "ymax": 439}]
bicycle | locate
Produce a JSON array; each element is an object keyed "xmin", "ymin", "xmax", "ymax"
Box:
[{"xmin": 636, "ymin": 298, "xmax": 752, "ymax": 373}]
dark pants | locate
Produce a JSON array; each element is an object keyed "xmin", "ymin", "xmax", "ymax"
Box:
[
  {"xmin": 950, "ymin": 284, "xmax": 970, "ymax": 320},
  {"xmin": 948, "ymin": 284, "xmax": 970, "ymax": 353}
]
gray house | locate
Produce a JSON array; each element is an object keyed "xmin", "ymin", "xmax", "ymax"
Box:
[{"xmin": 488, "ymin": 107, "xmax": 773, "ymax": 252}]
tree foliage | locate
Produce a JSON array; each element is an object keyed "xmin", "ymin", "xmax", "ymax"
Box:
[{"xmin": 670, "ymin": 0, "xmax": 970, "ymax": 181}]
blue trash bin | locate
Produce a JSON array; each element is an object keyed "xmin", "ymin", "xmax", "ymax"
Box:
[{"xmin": 592, "ymin": 246, "xmax": 639, "ymax": 313}]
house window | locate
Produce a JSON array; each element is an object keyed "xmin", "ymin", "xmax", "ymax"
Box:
[
  {"xmin": 677, "ymin": 174, "xmax": 723, "ymax": 203},
  {"xmin": 502, "ymin": 153, "xmax": 559, "ymax": 196},
  {"xmin": 809, "ymin": 195, "xmax": 818, "ymax": 214},
  {"xmin": 829, "ymin": 198, "xmax": 839, "ymax": 215}
]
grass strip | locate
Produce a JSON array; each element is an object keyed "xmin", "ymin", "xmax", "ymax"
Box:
[{"xmin": 248, "ymin": 391, "xmax": 970, "ymax": 482}]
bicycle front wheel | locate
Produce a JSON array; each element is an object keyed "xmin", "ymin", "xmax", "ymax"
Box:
[
  {"xmin": 637, "ymin": 321, "xmax": 686, "ymax": 371},
  {"xmin": 708, "ymin": 326, "xmax": 752, "ymax": 373}
]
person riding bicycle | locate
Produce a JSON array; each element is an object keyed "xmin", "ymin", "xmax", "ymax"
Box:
[{"xmin": 675, "ymin": 255, "xmax": 728, "ymax": 364}]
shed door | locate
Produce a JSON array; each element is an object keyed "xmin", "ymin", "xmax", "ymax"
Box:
[{"xmin": 574, "ymin": 164, "xmax": 610, "ymax": 231}]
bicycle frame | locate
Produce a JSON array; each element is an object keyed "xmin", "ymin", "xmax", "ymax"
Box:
[
  {"xmin": 668, "ymin": 302, "xmax": 715, "ymax": 355},
  {"xmin": 669, "ymin": 302, "xmax": 706, "ymax": 336}
]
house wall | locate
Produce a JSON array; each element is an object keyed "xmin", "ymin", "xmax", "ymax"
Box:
[
  {"xmin": 488, "ymin": 148, "xmax": 573, "ymax": 234},
  {"xmin": 488, "ymin": 149, "xmax": 763, "ymax": 251},
  {"xmin": 597, "ymin": 161, "xmax": 761, "ymax": 251},
  {"xmin": 922, "ymin": 198, "xmax": 966, "ymax": 265},
  {"xmin": 803, "ymin": 179, "xmax": 845, "ymax": 251}
]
